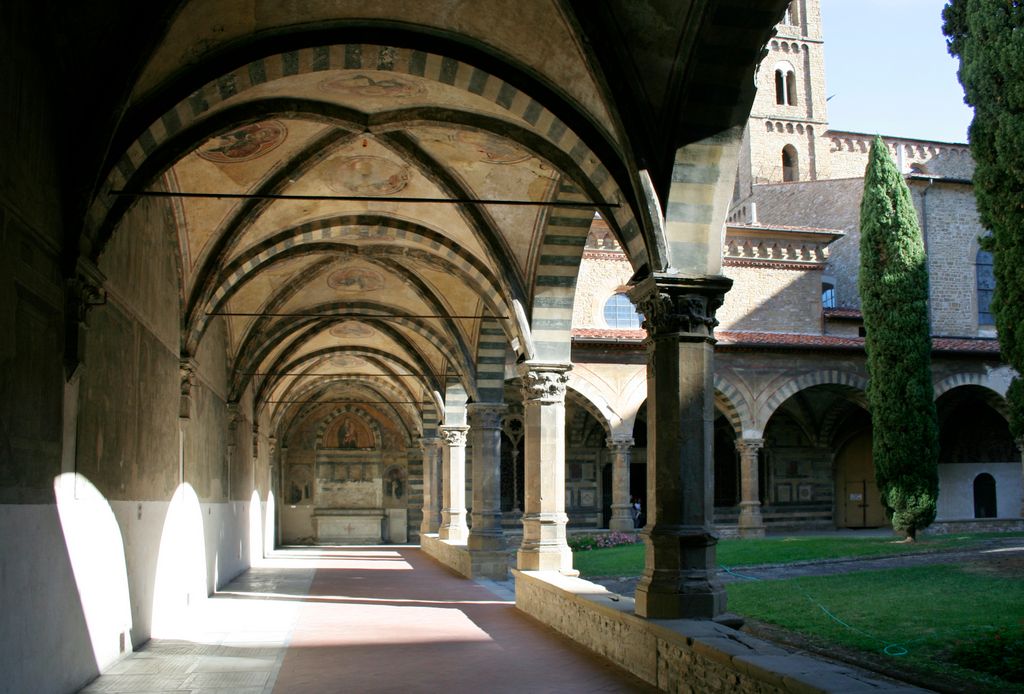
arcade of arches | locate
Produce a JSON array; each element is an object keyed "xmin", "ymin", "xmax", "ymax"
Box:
[{"xmin": 2, "ymin": 2, "xmax": 817, "ymax": 691}]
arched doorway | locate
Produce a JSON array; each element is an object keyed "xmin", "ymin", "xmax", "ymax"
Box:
[
  {"xmin": 973, "ymin": 473, "xmax": 997, "ymax": 519},
  {"xmin": 835, "ymin": 424, "xmax": 886, "ymax": 528}
]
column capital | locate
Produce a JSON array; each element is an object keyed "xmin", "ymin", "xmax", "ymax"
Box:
[
  {"xmin": 1016, "ymin": 437, "xmax": 1024, "ymax": 455},
  {"xmin": 439, "ymin": 425, "xmax": 469, "ymax": 447},
  {"xmin": 418, "ymin": 435, "xmax": 442, "ymax": 450},
  {"xmin": 627, "ymin": 273, "xmax": 732, "ymax": 341},
  {"xmin": 606, "ymin": 435, "xmax": 635, "ymax": 451},
  {"xmin": 467, "ymin": 402, "xmax": 508, "ymax": 429},
  {"xmin": 518, "ymin": 362, "xmax": 571, "ymax": 404},
  {"xmin": 736, "ymin": 438, "xmax": 765, "ymax": 455}
]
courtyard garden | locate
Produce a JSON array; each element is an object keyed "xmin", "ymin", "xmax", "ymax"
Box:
[{"xmin": 570, "ymin": 532, "xmax": 1024, "ymax": 692}]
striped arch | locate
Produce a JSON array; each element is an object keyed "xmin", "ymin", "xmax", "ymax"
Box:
[
  {"xmin": 530, "ymin": 183, "xmax": 595, "ymax": 362},
  {"xmin": 933, "ymin": 371, "xmax": 1009, "ymax": 400},
  {"xmin": 189, "ymin": 217, "xmax": 510, "ymax": 350},
  {"xmin": 713, "ymin": 375, "xmax": 753, "ymax": 438},
  {"xmin": 475, "ymin": 316, "xmax": 507, "ymax": 403},
  {"xmin": 315, "ymin": 406, "xmax": 384, "ymax": 449},
  {"xmin": 270, "ymin": 375, "xmax": 421, "ymax": 438},
  {"xmin": 86, "ymin": 43, "xmax": 646, "ymax": 269},
  {"xmin": 758, "ymin": 369, "xmax": 869, "ymax": 432},
  {"xmin": 422, "ymin": 403, "xmax": 440, "ymax": 439}
]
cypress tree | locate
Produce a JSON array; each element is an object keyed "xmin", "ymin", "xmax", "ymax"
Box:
[
  {"xmin": 944, "ymin": 1, "xmax": 1024, "ymax": 438},
  {"xmin": 859, "ymin": 136, "xmax": 939, "ymax": 541}
]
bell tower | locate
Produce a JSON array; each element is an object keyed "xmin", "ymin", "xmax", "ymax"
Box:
[{"xmin": 734, "ymin": 0, "xmax": 830, "ymax": 201}]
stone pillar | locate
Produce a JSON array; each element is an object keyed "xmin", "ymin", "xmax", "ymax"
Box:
[
  {"xmin": 736, "ymin": 438, "xmax": 766, "ymax": 538},
  {"xmin": 467, "ymin": 403, "xmax": 507, "ymax": 550},
  {"xmin": 607, "ymin": 436, "xmax": 636, "ymax": 532},
  {"xmin": 419, "ymin": 437, "xmax": 443, "ymax": 535},
  {"xmin": 628, "ymin": 273, "xmax": 731, "ymax": 619},
  {"xmin": 516, "ymin": 362, "xmax": 575, "ymax": 573},
  {"xmin": 1017, "ymin": 437, "xmax": 1024, "ymax": 518},
  {"xmin": 438, "ymin": 425, "xmax": 469, "ymax": 543}
]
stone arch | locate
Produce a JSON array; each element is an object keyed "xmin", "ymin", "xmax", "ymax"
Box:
[
  {"xmin": 565, "ymin": 380, "xmax": 614, "ymax": 439},
  {"xmin": 933, "ymin": 372, "xmax": 1009, "ymax": 402},
  {"xmin": 86, "ymin": 43, "xmax": 646, "ymax": 274},
  {"xmin": 315, "ymin": 406, "xmax": 384, "ymax": 450},
  {"xmin": 758, "ymin": 369, "xmax": 868, "ymax": 432},
  {"xmin": 713, "ymin": 375, "xmax": 753, "ymax": 438}
]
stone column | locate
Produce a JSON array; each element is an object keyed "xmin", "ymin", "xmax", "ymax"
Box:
[
  {"xmin": 467, "ymin": 403, "xmax": 507, "ymax": 550},
  {"xmin": 1017, "ymin": 437, "xmax": 1024, "ymax": 518},
  {"xmin": 419, "ymin": 436, "xmax": 443, "ymax": 536},
  {"xmin": 628, "ymin": 273, "xmax": 731, "ymax": 619},
  {"xmin": 736, "ymin": 438, "xmax": 766, "ymax": 538},
  {"xmin": 516, "ymin": 362, "xmax": 574, "ymax": 573},
  {"xmin": 438, "ymin": 425, "xmax": 469, "ymax": 543},
  {"xmin": 607, "ymin": 436, "xmax": 636, "ymax": 532}
]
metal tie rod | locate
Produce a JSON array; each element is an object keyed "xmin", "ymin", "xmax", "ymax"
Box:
[{"xmin": 112, "ymin": 189, "xmax": 616, "ymax": 208}]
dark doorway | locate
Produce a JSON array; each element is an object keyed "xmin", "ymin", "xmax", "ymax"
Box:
[{"xmin": 973, "ymin": 473, "xmax": 997, "ymax": 519}]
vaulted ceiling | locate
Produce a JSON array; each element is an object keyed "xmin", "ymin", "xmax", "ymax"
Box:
[{"xmin": 53, "ymin": 0, "xmax": 787, "ymax": 442}]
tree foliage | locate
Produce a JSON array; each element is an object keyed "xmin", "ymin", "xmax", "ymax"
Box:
[
  {"xmin": 859, "ymin": 136, "xmax": 939, "ymax": 539},
  {"xmin": 944, "ymin": 0, "xmax": 1024, "ymax": 439}
]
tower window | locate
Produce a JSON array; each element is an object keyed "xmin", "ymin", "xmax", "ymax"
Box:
[
  {"xmin": 773, "ymin": 62, "xmax": 797, "ymax": 106},
  {"xmin": 977, "ymin": 248, "xmax": 995, "ymax": 325},
  {"xmin": 782, "ymin": 145, "xmax": 798, "ymax": 182},
  {"xmin": 603, "ymin": 293, "xmax": 641, "ymax": 329}
]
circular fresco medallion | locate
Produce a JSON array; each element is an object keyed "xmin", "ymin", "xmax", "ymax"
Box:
[
  {"xmin": 318, "ymin": 72, "xmax": 426, "ymax": 98},
  {"xmin": 327, "ymin": 156, "xmax": 409, "ymax": 196},
  {"xmin": 197, "ymin": 121, "xmax": 287, "ymax": 163},
  {"xmin": 326, "ymin": 267, "xmax": 385, "ymax": 292},
  {"xmin": 456, "ymin": 130, "xmax": 531, "ymax": 165}
]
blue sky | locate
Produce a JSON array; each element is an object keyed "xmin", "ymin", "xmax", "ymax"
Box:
[{"xmin": 820, "ymin": 0, "xmax": 974, "ymax": 143}]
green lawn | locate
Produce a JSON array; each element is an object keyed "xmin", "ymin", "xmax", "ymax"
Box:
[
  {"xmin": 571, "ymin": 532, "xmax": 1024, "ymax": 578},
  {"xmin": 728, "ymin": 564, "xmax": 1024, "ymax": 692}
]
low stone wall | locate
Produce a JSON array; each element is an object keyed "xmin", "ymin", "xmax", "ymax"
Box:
[
  {"xmin": 420, "ymin": 534, "xmax": 473, "ymax": 578},
  {"xmin": 926, "ymin": 518, "xmax": 1024, "ymax": 534},
  {"xmin": 513, "ymin": 570, "xmax": 925, "ymax": 693}
]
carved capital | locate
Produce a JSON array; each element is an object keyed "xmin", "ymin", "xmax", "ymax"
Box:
[
  {"xmin": 226, "ymin": 402, "xmax": 241, "ymax": 432},
  {"xmin": 252, "ymin": 424, "xmax": 260, "ymax": 459},
  {"xmin": 736, "ymin": 438, "xmax": 765, "ymax": 459},
  {"xmin": 63, "ymin": 258, "xmax": 107, "ymax": 379},
  {"xmin": 518, "ymin": 362, "xmax": 571, "ymax": 404},
  {"xmin": 606, "ymin": 436, "xmax": 635, "ymax": 453},
  {"xmin": 439, "ymin": 425, "xmax": 469, "ymax": 448},
  {"xmin": 627, "ymin": 274, "xmax": 732, "ymax": 341},
  {"xmin": 467, "ymin": 402, "xmax": 507, "ymax": 430}
]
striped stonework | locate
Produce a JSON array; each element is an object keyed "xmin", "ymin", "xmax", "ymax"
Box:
[
  {"xmin": 315, "ymin": 406, "xmax": 384, "ymax": 448},
  {"xmin": 714, "ymin": 375, "xmax": 752, "ymax": 437},
  {"xmin": 664, "ymin": 126, "xmax": 744, "ymax": 275},
  {"xmin": 933, "ymin": 371, "xmax": 1008, "ymax": 401},
  {"xmin": 531, "ymin": 183, "xmax": 594, "ymax": 362},
  {"xmin": 475, "ymin": 316, "xmax": 507, "ymax": 403},
  {"xmin": 444, "ymin": 381, "xmax": 469, "ymax": 427},
  {"xmin": 758, "ymin": 369, "xmax": 869, "ymax": 430},
  {"xmin": 188, "ymin": 217, "xmax": 509, "ymax": 350},
  {"xmin": 87, "ymin": 44, "xmax": 643, "ymax": 272}
]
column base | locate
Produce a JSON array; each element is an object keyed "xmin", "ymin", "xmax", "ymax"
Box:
[
  {"xmin": 634, "ymin": 525, "xmax": 725, "ymax": 619},
  {"xmin": 469, "ymin": 549, "xmax": 510, "ymax": 579},
  {"xmin": 738, "ymin": 502, "xmax": 765, "ymax": 538},
  {"xmin": 609, "ymin": 503, "xmax": 636, "ymax": 532},
  {"xmin": 438, "ymin": 523, "xmax": 469, "ymax": 543},
  {"xmin": 468, "ymin": 531, "xmax": 506, "ymax": 552},
  {"xmin": 517, "ymin": 543, "xmax": 577, "ymax": 574}
]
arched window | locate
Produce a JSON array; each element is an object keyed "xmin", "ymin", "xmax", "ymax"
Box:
[
  {"xmin": 603, "ymin": 293, "xmax": 641, "ymax": 329},
  {"xmin": 775, "ymin": 70, "xmax": 786, "ymax": 105},
  {"xmin": 782, "ymin": 145, "xmax": 798, "ymax": 182},
  {"xmin": 774, "ymin": 62, "xmax": 796, "ymax": 106},
  {"xmin": 977, "ymin": 248, "xmax": 995, "ymax": 325},
  {"xmin": 973, "ymin": 473, "xmax": 997, "ymax": 518}
]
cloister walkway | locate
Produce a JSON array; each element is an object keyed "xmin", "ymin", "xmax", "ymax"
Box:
[{"xmin": 81, "ymin": 547, "xmax": 657, "ymax": 693}]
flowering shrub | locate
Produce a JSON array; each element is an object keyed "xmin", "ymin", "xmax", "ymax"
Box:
[
  {"xmin": 567, "ymin": 532, "xmax": 640, "ymax": 552},
  {"xmin": 947, "ymin": 624, "xmax": 1024, "ymax": 684}
]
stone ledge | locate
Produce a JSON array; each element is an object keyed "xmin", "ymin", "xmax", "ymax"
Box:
[
  {"xmin": 513, "ymin": 569, "xmax": 928, "ymax": 693},
  {"xmin": 420, "ymin": 535, "xmax": 508, "ymax": 580}
]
